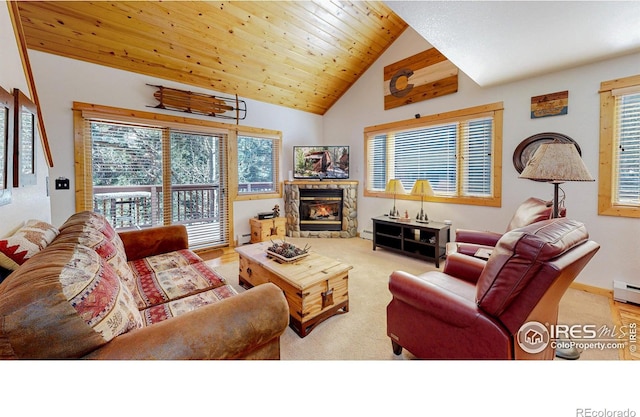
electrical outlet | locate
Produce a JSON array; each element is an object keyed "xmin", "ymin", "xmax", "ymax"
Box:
[{"xmin": 55, "ymin": 178, "xmax": 70, "ymax": 190}]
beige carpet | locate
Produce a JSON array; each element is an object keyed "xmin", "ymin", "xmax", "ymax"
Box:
[{"xmin": 213, "ymin": 237, "xmax": 618, "ymax": 360}]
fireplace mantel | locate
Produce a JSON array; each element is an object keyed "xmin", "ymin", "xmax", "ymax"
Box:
[{"xmin": 284, "ymin": 180, "xmax": 358, "ymax": 238}]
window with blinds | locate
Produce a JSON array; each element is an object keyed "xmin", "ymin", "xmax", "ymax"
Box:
[
  {"xmin": 614, "ymin": 92, "xmax": 640, "ymax": 204},
  {"xmin": 364, "ymin": 103, "xmax": 502, "ymax": 207},
  {"xmin": 599, "ymin": 74, "xmax": 640, "ymax": 218}
]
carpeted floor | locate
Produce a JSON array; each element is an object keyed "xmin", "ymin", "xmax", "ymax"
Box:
[{"xmin": 212, "ymin": 237, "xmax": 618, "ymax": 360}]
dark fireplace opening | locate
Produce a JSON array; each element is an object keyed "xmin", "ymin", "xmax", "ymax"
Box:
[{"xmin": 299, "ymin": 188, "xmax": 343, "ymax": 231}]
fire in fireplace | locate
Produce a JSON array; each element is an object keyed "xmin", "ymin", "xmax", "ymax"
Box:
[{"xmin": 299, "ymin": 189, "xmax": 343, "ymax": 231}]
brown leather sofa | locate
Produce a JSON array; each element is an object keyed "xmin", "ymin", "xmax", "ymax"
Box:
[
  {"xmin": 447, "ymin": 197, "xmax": 564, "ymax": 257},
  {"xmin": 387, "ymin": 217, "xmax": 600, "ymax": 359},
  {"xmin": 0, "ymin": 211, "xmax": 289, "ymax": 359}
]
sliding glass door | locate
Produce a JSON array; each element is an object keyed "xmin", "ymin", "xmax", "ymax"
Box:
[{"xmin": 89, "ymin": 120, "xmax": 229, "ymax": 248}]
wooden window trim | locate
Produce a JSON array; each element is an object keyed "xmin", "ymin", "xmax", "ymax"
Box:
[
  {"xmin": 363, "ymin": 102, "xmax": 503, "ymax": 208},
  {"xmin": 598, "ymin": 74, "xmax": 640, "ymax": 218}
]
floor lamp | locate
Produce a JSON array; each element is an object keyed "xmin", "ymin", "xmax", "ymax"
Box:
[
  {"xmin": 519, "ymin": 141, "xmax": 594, "ymax": 217},
  {"xmin": 411, "ymin": 179, "xmax": 434, "ymax": 223},
  {"xmin": 519, "ymin": 141, "xmax": 595, "ymax": 359},
  {"xmin": 385, "ymin": 179, "xmax": 405, "ymax": 218}
]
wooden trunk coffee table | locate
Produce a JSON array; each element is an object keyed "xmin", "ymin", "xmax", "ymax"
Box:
[{"xmin": 235, "ymin": 242, "xmax": 351, "ymax": 337}]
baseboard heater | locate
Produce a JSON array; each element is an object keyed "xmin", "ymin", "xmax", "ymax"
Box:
[
  {"xmin": 236, "ymin": 233, "xmax": 252, "ymax": 246},
  {"xmin": 613, "ymin": 280, "xmax": 640, "ymax": 305},
  {"xmin": 360, "ymin": 229, "xmax": 373, "ymax": 241}
]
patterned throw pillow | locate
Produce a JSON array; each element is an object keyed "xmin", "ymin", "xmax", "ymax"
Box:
[
  {"xmin": 60, "ymin": 245, "xmax": 144, "ymax": 340},
  {"xmin": 0, "ymin": 220, "xmax": 60, "ymax": 270},
  {"xmin": 76, "ymin": 227, "xmax": 141, "ymax": 306}
]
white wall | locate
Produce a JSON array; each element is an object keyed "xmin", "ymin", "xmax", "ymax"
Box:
[
  {"xmin": 324, "ymin": 28, "xmax": 640, "ymax": 290},
  {"xmin": 28, "ymin": 51, "xmax": 323, "ymax": 240},
  {"xmin": 0, "ymin": 3, "xmax": 51, "ymax": 237}
]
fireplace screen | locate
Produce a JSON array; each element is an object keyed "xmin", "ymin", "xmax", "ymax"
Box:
[{"xmin": 299, "ymin": 189, "xmax": 343, "ymax": 231}]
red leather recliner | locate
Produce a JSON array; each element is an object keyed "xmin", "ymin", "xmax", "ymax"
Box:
[
  {"xmin": 386, "ymin": 218, "xmax": 600, "ymax": 359},
  {"xmin": 447, "ymin": 197, "xmax": 565, "ymax": 257}
]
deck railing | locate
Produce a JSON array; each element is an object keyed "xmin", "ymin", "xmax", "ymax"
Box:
[
  {"xmin": 237, "ymin": 182, "xmax": 275, "ymax": 194},
  {"xmin": 93, "ymin": 184, "xmax": 220, "ymax": 230},
  {"xmin": 93, "ymin": 182, "xmax": 271, "ymax": 247}
]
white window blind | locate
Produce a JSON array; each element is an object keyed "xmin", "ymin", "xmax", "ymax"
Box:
[
  {"xmin": 90, "ymin": 121, "xmax": 163, "ymax": 227},
  {"xmin": 614, "ymin": 92, "xmax": 640, "ymax": 204},
  {"xmin": 461, "ymin": 117, "xmax": 493, "ymax": 196},
  {"xmin": 366, "ymin": 116, "xmax": 494, "ymax": 199},
  {"xmin": 170, "ymin": 130, "xmax": 228, "ymax": 247},
  {"xmin": 392, "ymin": 123, "xmax": 457, "ymax": 194},
  {"xmin": 91, "ymin": 121, "xmax": 163, "ymax": 188}
]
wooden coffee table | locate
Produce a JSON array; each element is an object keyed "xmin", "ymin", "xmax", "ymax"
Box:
[{"xmin": 235, "ymin": 242, "xmax": 352, "ymax": 337}]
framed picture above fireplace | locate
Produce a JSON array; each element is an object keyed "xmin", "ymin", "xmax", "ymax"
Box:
[{"xmin": 293, "ymin": 146, "xmax": 349, "ymax": 180}]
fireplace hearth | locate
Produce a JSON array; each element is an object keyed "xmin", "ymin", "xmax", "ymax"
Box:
[{"xmin": 284, "ymin": 180, "xmax": 358, "ymax": 238}]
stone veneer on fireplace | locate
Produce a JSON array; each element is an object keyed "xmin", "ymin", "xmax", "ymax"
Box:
[{"xmin": 284, "ymin": 180, "xmax": 358, "ymax": 238}]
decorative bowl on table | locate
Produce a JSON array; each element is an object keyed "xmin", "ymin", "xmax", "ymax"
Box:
[{"xmin": 266, "ymin": 240, "xmax": 310, "ymax": 263}]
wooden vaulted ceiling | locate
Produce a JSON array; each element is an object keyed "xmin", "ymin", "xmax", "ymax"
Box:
[{"xmin": 16, "ymin": 1, "xmax": 408, "ymax": 115}]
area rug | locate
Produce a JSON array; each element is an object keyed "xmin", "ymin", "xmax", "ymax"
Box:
[{"xmin": 212, "ymin": 237, "xmax": 618, "ymax": 360}]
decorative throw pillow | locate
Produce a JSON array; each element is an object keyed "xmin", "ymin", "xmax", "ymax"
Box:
[
  {"xmin": 76, "ymin": 227, "xmax": 140, "ymax": 304},
  {"xmin": 0, "ymin": 220, "xmax": 60, "ymax": 270},
  {"xmin": 60, "ymin": 245, "xmax": 144, "ymax": 340}
]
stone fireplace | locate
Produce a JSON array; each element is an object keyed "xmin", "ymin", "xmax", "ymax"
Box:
[{"xmin": 284, "ymin": 180, "xmax": 357, "ymax": 238}]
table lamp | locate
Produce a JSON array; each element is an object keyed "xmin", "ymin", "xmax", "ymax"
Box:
[
  {"xmin": 519, "ymin": 141, "xmax": 594, "ymax": 218},
  {"xmin": 410, "ymin": 179, "xmax": 434, "ymax": 223},
  {"xmin": 385, "ymin": 179, "xmax": 405, "ymax": 218}
]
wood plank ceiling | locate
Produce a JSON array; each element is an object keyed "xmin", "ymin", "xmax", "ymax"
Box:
[{"xmin": 16, "ymin": 1, "xmax": 408, "ymax": 115}]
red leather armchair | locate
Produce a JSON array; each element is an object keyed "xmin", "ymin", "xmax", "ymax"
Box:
[
  {"xmin": 386, "ymin": 218, "xmax": 599, "ymax": 359},
  {"xmin": 448, "ymin": 197, "xmax": 564, "ymax": 257}
]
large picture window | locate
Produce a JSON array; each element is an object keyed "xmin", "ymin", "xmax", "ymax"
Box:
[
  {"xmin": 599, "ymin": 74, "xmax": 640, "ymax": 218},
  {"xmin": 364, "ymin": 102, "xmax": 503, "ymax": 206}
]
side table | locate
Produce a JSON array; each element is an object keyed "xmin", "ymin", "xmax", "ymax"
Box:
[{"xmin": 250, "ymin": 217, "xmax": 287, "ymax": 243}]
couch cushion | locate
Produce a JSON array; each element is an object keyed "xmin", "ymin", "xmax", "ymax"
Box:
[
  {"xmin": 0, "ymin": 220, "xmax": 59, "ymax": 270},
  {"xmin": 140, "ymin": 284, "xmax": 237, "ymax": 326},
  {"xmin": 129, "ymin": 250, "xmax": 228, "ymax": 308},
  {"xmin": 476, "ymin": 218, "xmax": 588, "ymax": 317}
]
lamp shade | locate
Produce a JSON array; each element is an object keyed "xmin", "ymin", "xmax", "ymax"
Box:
[
  {"xmin": 519, "ymin": 143, "xmax": 594, "ymax": 183},
  {"xmin": 385, "ymin": 179, "xmax": 406, "ymax": 194},
  {"xmin": 410, "ymin": 179, "xmax": 434, "ymax": 197}
]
